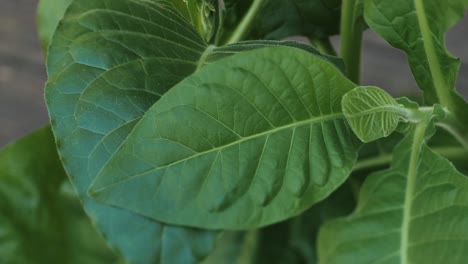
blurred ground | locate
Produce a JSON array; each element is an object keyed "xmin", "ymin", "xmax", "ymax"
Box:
[{"xmin": 0, "ymin": 2, "xmax": 467, "ymax": 147}]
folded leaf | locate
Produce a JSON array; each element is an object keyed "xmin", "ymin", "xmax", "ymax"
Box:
[
  {"xmin": 364, "ymin": 0, "xmax": 468, "ymax": 122},
  {"xmin": 342, "ymin": 86, "xmax": 405, "ymax": 142},
  {"xmin": 318, "ymin": 123, "xmax": 468, "ymax": 264},
  {"xmin": 0, "ymin": 127, "xmax": 120, "ymax": 264},
  {"xmin": 89, "ymin": 46, "xmax": 360, "ymax": 229}
]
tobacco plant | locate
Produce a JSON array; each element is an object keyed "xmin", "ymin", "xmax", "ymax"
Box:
[{"xmin": 2, "ymin": 0, "xmax": 468, "ymax": 263}]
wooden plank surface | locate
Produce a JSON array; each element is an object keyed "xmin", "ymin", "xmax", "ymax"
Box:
[{"xmin": 0, "ymin": 2, "xmax": 467, "ymax": 147}]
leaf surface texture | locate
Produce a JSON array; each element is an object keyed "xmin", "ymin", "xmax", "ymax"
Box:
[{"xmin": 89, "ymin": 46, "xmax": 360, "ymax": 229}]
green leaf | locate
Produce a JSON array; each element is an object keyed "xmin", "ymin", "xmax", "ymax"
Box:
[
  {"xmin": 203, "ymin": 40, "xmax": 345, "ymax": 71},
  {"xmin": 36, "ymin": 0, "xmax": 72, "ymax": 54},
  {"xmin": 0, "ymin": 127, "xmax": 121, "ymax": 264},
  {"xmin": 202, "ymin": 231, "xmax": 257, "ymax": 264},
  {"xmin": 342, "ymin": 86, "xmax": 405, "ymax": 142},
  {"xmin": 88, "ymin": 46, "xmax": 360, "ymax": 230},
  {"xmin": 253, "ymin": 182, "xmax": 356, "ymax": 264},
  {"xmin": 318, "ymin": 122, "xmax": 468, "ymax": 264},
  {"xmin": 45, "ymin": 0, "xmax": 334, "ymax": 262},
  {"xmin": 219, "ymin": 0, "xmax": 342, "ymax": 42},
  {"xmin": 253, "ymin": 0, "xmax": 342, "ymax": 40},
  {"xmin": 203, "ymin": 182, "xmax": 356, "ymax": 264},
  {"xmin": 169, "ymin": 0, "xmax": 218, "ymax": 42},
  {"xmin": 364, "ymin": 0, "xmax": 468, "ymax": 122},
  {"xmin": 250, "ymin": 0, "xmax": 341, "ymax": 39},
  {"xmin": 45, "ymin": 1, "xmax": 219, "ymax": 263}
]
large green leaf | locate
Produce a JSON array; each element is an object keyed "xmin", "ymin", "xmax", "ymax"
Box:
[
  {"xmin": 364, "ymin": 0, "xmax": 468, "ymax": 122},
  {"xmin": 0, "ymin": 127, "xmax": 120, "ymax": 264},
  {"xmin": 37, "ymin": 0, "xmax": 73, "ymax": 54},
  {"xmin": 318, "ymin": 122, "xmax": 468, "ymax": 263},
  {"xmin": 88, "ymin": 46, "xmax": 360, "ymax": 229},
  {"xmin": 45, "ymin": 1, "xmax": 219, "ymax": 263},
  {"xmin": 45, "ymin": 0, "xmax": 334, "ymax": 262}
]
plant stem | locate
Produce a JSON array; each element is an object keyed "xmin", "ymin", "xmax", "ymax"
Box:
[
  {"xmin": 340, "ymin": 0, "xmax": 363, "ymax": 84},
  {"xmin": 353, "ymin": 146, "xmax": 468, "ymax": 171},
  {"xmin": 225, "ymin": 0, "xmax": 265, "ymax": 45},
  {"xmin": 414, "ymin": 0, "xmax": 454, "ymax": 109},
  {"xmin": 309, "ymin": 38, "xmax": 337, "ymax": 56},
  {"xmin": 436, "ymin": 110, "xmax": 468, "ymax": 150}
]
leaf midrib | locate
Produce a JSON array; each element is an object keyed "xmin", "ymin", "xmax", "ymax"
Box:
[
  {"xmin": 345, "ymin": 104, "xmax": 402, "ymax": 118},
  {"xmin": 400, "ymin": 122, "xmax": 427, "ymax": 264},
  {"xmin": 90, "ymin": 112, "xmax": 344, "ymax": 192}
]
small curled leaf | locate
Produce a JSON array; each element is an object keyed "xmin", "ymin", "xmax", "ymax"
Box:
[{"xmin": 342, "ymin": 86, "xmax": 405, "ymax": 142}]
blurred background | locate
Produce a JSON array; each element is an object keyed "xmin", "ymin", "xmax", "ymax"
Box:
[{"xmin": 1, "ymin": 1, "xmax": 467, "ymax": 147}]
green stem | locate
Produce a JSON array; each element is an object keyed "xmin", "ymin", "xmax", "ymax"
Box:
[
  {"xmin": 340, "ymin": 0, "xmax": 363, "ymax": 84},
  {"xmin": 309, "ymin": 38, "xmax": 337, "ymax": 56},
  {"xmin": 414, "ymin": 0, "xmax": 453, "ymax": 109},
  {"xmin": 436, "ymin": 110, "xmax": 468, "ymax": 150},
  {"xmin": 225, "ymin": 0, "xmax": 265, "ymax": 45},
  {"xmin": 353, "ymin": 146, "xmax": 468, "ymax": 171}
]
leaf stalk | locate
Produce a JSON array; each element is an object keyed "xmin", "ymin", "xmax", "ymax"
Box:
[
  {"xmin": 225, "ymin": 0, "xmax": 265, "ymax": 45},
  {"xmin": 340, "ymin": 0, "xmax": 363, "ymax": 84}
]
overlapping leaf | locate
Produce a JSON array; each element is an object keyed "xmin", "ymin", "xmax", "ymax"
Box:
[
  {"xmin": 319, "ymin": 123, "xmax": 468, "ymax": 264},
  {"xmin": 0, "ymin": 127, "xmax": 120, "ymax": 264},
  {"xmin": 45, "ymin": 0, "xmax": 339, "ymax": 262},
  {"xmin": 89, "ymin": 46, "xmax": 360, "ymax": 229},
  {"xmin": 364, "ymin": 0, "xmax": 468, "ymax": 122}
]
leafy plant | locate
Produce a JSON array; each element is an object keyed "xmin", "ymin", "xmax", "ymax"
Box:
[{"xmin": 2, "ymin": 0, "xmax": 468, "ymax": 263}]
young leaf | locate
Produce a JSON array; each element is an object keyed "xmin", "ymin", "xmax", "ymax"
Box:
[
  {"xmin": 364, "ymin": 0, "xmax": 468, "ymax": 122},
  {"xmin": 88, "ymin": 46, "xmax": 361, "ymax": 230},
  {"xmin": 318, "ymin": 123, "xmax": 468, "ymax": 264},
  {"xmin": 203, "ymin": 40, "xmax": 345, "ymax": 71},
  {"xmin": 169, "ymin": 0, "xmax": 218, "ymax": 42},
  {"xmin": 0, "ymin": 127, "xmax": 120, "ymax": 264},
  {"xmin": 45, "ymin": 0, "xmax": 334, "ymax": 262},
  {"xmin": 342, "ymin": 86, "xmax": 405, "ymax": 142},
  {"xmin": 36, "ymin": 0, "xmax": 72, "ymax": 54}
]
